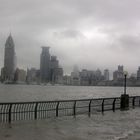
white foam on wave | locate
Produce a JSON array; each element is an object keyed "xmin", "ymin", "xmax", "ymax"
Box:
[{"xmin": 112, "ymin": 130, "xmax": 134, "ymax": 140}]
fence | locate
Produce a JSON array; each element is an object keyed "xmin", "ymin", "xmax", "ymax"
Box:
[{"xmin": 0, "ymin": 96, "xmax": 140, "ymax": 123}]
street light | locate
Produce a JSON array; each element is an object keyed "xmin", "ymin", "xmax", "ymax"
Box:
[
  {"xmin": 123, "ymin": 71, "xmax": 128, "ymax": 95},
  {"xmin": 121, "ymin": 71, "xmax": 129, "ymax": 110}
]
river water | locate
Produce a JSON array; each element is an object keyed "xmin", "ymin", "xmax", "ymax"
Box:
[
  {"xmin": 0, "ymin": 84, "xmax": 140, "ymax": 140},
  {"xmin": 0, "ymin": 84, "xmax": 140, "ymax": 102}
]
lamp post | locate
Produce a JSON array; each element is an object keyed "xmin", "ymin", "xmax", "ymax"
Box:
[
  {"xmin": 121, "ymin": 71, "xmax": 129, "ymax": 110},
  {"xmin": 124, "ymin": 71, "xmax": 128, "ymax": 95}
]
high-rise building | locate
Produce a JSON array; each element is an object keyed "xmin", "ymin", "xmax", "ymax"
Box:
[
  {"xmin": 117, "ymin": 65, "xmax": 124, "ymax": 80},
  {"xmin": 14, "ymin": 68, "xmax": 26, "ymax": 83},
  {"xmin": 52, "ymin": 67, "xmax": 63, "ymax": 84},
  {"xmin": 104, "ymin": 69, "xmax": 109, "ymax": 81},
  {"xmin": 71, "ymin": 65, "xmax": 80, "ymax": 85},
  {"xmin": 137, "ymin": 67, "xmax": 140, "ymax": 80},
  {"xmin": 113, "ymin": 65, "xmax": 124, "ymax": 81},
  {"xmin": 50, "ymin": 56, "xmax": 59, "ymax": 82},
  {"xmin": 113, "ymin": 70, "xmax": 118, "ymax": 81},
  {"xmin": 95, "ymin": 69, "xmax": 102, "ymax": 81},
  {"xmin": 80, "ymin": 69, "xmax": 89, "ymax": 86},
  {"xmin": 50, "ymin": 56, "xmax": 59, "ymax": 69},
  {"xmin": 26, "ymin": 68, "xmax": 39, "ymax": 83},
  {"xmin": 118, "ymin": 65, "xmax": 123, "ymax": 73},
  {"xmin": 0, "ymin": 68, "xmax": 5, "ymax": 82},
  {"xmin": 3, "ymin": 34, "xmax": 16, "ymax": 81},
  {"xmin": 40, "ymin": 46, "xmax": 50, "ymax": 83}
]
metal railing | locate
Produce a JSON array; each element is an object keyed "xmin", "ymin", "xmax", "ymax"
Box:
[{"xmin": 0, "ymin": 96, "xmax": 140, "ymax": 123}]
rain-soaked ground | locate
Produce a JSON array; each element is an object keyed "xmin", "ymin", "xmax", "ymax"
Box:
[
  {"xmin": 0, "ymin": 108, "xmax": 140, "ymax": 140},
  {"xmin": 1, "ymin": 85, "xmax": 140, "ymax": 139}
]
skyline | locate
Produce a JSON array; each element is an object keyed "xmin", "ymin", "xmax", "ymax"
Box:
[
  {"xmin": 0, "ymin": 0, "xmax": 140, "ymax": 74},
  {"xmin": 0, "ymin": 33, "xmax": 140, "ymax": 76}
]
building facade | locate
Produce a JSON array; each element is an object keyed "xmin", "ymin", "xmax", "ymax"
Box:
[
  {"xmin": 71, "ymin": 66, "xmax": 80, "ymax": 86},
  {"xmin": 137, "ymin": 67, "xmax": 140, "ymax": 80},
  {"xmin": 104, "ymin": 69, "xmax": 109, "ymax": 81},
  {"xmin": 113, "ymin": 65, "xmax": 124, "ymax": 81},
  {"xmin": 15, "ymin": 68, "xmax": 26, "ymax": 83},
  {"xmin": 40, "ymin": 47, "xmax": 63, "ymax": 84},
  {"xmin": 26, "ymin": 68, "xmax": 40, "ymax": 84},
  {"xmin": 40, "ymin": 46, "xmax": 50, "ymax": 83},
  {"xmin": 50, "ymin": 56, "xmax": 59, "ymax": 82}
]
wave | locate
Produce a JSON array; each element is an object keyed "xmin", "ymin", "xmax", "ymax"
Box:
[{"xmin": 112, "ymin": 130, "xmax": 134, "ymax": 140}]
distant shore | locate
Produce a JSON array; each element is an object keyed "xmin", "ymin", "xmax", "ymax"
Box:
[{"xmin": 1, "ymin": 81, "xmax": 140, "ymax": 87}]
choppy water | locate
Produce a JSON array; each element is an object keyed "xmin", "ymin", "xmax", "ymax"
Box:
[
  {"xmin": 0, "ymin": 84, "xmax": 140, "ymax": 140},
  {"xmin": 0, "ymin": 84, "xmax": 140, "ymax": 102}
]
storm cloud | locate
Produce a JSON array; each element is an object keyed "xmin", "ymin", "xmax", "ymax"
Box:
[{"xmin": 0, "ymin": 0, "xmax": 140, "ymax": 75}]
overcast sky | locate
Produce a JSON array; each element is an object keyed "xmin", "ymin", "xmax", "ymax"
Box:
[{"xmin": 0, "ymin": 0, "xmax": 140, "ymax": 75}]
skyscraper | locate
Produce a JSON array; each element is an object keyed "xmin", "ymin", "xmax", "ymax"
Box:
[
  {"xmin": 113, "ymin": 65, "xmax": 124, "ymax": 81},
  {"xmin": 104, "ymin": 69, "xmax": 109, "ymax": 81},
  {"xmin": 40, "ymin": 46, "xmax": 50, "ymax": 83},
  {"xmin": 137, "ymin": 67, "xmax": 140, "ymax": 80},
  {"xmin": 50, "ymin": 56, "xmax": 59, "ymax": 82},
  {"xmin": 3, "ymin": 34, "xmax": 16, "ymax": 81}
]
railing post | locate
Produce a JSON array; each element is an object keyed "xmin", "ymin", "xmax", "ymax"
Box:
[
  {"xmin": 112, "ymin": 98, "xmax": 116, "ymax": 112},
  {"xmin": 88, "ymin": 100, "xmax": 92, "ymax": 116},
  {"xmin": 102, "ymin": 99, "xmax": 104, "ymax": 113},
  {"xmin": 8, "ymin": 104, "xmax": 12, "ymax": 123},
  {"xmin": 73, "ymin": 101, "xmax": 76, "ymax": 116},
  {"xmin": 34, "ymin": 103, "xmax": 38, "ymax": 120},
  {"xmin": 132, "ymin": 97, "xmax": 135, "ymax": 107},
  {"xmin": 56, "ymin": 101, "xmax": 59, "ymax": 117}
]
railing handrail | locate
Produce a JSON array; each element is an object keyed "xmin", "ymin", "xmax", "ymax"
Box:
[{"xmin": 0, "ymin": 95, "xmax": 140, "ymax": 123}]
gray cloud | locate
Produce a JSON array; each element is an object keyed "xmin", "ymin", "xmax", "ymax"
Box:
[
  {"xmin": 0, "ymin": 0, "xmax": 140, "ymax": 75},
  {"xmin": 118, "ymin": 34, "xmax": 140, "ymax": 50},
  {"xmin": 53, "ymin": 29, "xmax": 85, "ymax": 39}
]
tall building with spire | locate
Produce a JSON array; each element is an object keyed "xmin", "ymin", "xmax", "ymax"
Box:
[{"xmin": 3, "ymin": 34, "xmax": 16, "ymax": 81}]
